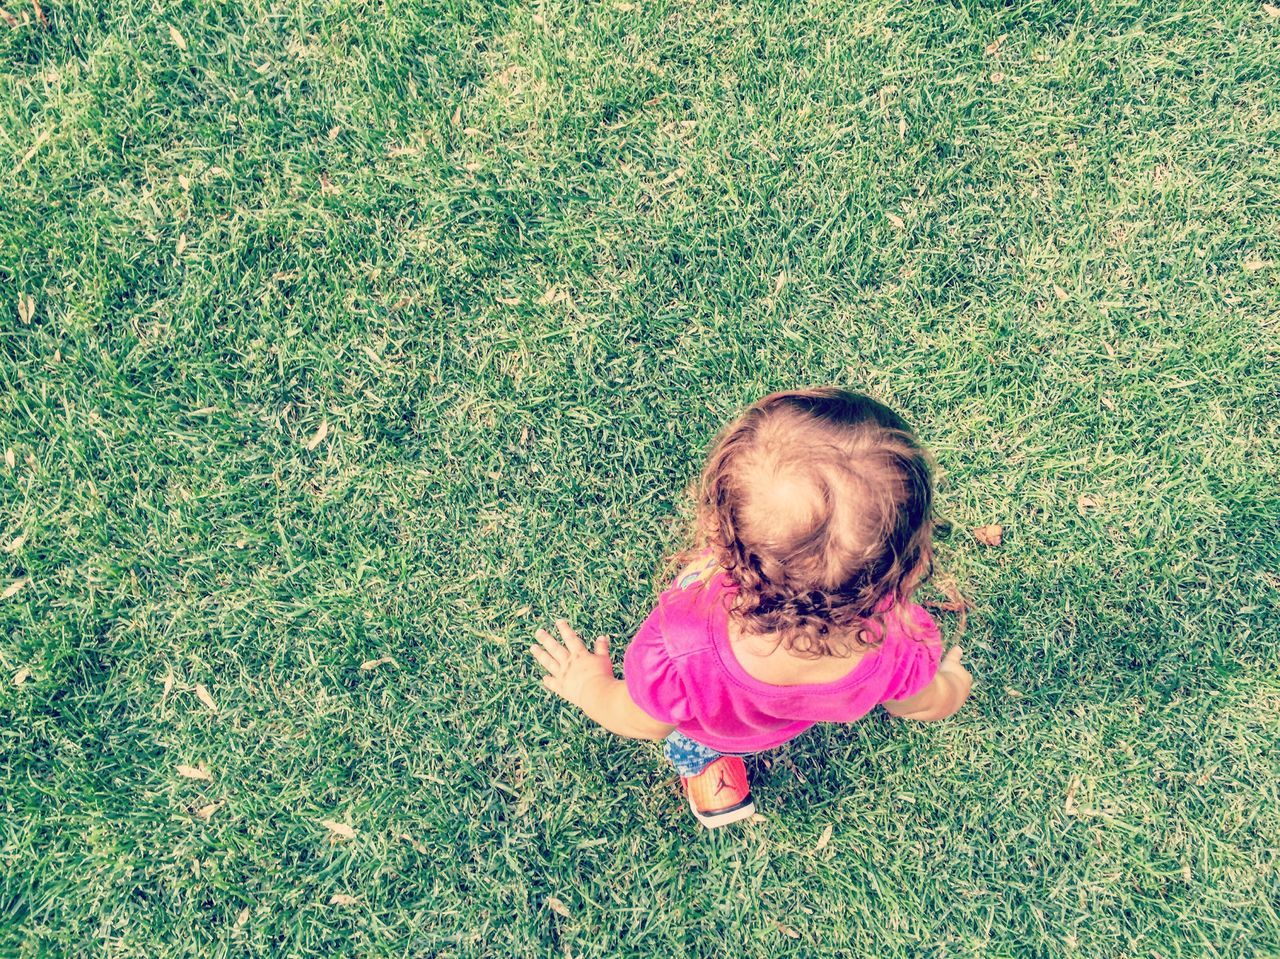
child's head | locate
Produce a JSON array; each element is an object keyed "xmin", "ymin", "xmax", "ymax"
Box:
[{"xmin": 696, "ymin": 388, "xmax": 934, "ymax": 657}]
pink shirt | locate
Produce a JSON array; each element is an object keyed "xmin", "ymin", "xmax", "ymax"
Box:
[{"xmin": 623, "ymin": 566, "xmax": 942, "ymax": 753}]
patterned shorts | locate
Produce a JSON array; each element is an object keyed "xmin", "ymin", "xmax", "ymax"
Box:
[{"xmin": 662, "ymin": 730, "xmax": 749, "ymax": 777}]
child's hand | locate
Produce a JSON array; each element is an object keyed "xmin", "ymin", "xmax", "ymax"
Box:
[
  {"xmin": 529, "ymin": 619, "xmax": 615, "ymax": 709},
  {"xmin": 938, "ymin": 645, "xmax": 973, "ymax": 701},
  {"xmin": 884, "ymin": 644, "xmax": 973, "ymax": 721}
]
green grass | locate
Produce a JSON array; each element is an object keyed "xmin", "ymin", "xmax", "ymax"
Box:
[{"xmin": 2, "ymin": 0, "xmax": 1279, "ymax": 955}]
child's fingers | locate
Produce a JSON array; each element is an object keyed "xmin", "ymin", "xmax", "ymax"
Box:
[
  {"xmin": 534, "ymin": 628, "xmax": 566, "ymax": 663},
  {"xmin": 594, "ymin": 636, "xmax": 609, "ymax": 656},
  {"xmin": 943, "ymin": 645, "xmax": 964, "ymax": 664},
  {"xmin": 555, "ymin": 619, "xmax": 587, "ymax": 651},
  {"xmin": 529, "ymin": 645, "xmax": 561, "ymax": 674}
]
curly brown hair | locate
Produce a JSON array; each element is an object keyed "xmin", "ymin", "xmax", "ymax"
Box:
[{"xmin": 692, "ymin": 388, "xmax": 935, "ymax": 658}]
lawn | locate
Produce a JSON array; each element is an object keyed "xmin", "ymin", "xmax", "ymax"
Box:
[{"xmin": 2, "ymin": 0, "xmax": 1278, "ymax": 955}]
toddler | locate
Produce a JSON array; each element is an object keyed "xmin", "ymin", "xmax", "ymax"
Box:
[{"xmin": 529, "ymin": 388, "xmax": 972, "ymax": 828}]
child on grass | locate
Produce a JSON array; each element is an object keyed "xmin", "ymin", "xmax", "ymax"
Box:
[{"xmin": 529, "ymin": 388, "xmax": 972, "ymax": 828}]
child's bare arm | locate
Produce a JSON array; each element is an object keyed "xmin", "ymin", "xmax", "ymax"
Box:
[
  {"xmin": 883, "ymin": 646, "xmax": 973, "ymax": 721},
  {"xmin": 529, "ymin": 620, "xmax": 676, "ymax": 741}
]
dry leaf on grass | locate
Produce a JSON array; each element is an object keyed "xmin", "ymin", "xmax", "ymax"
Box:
[
  {"xmin": 329, "ymin": 894, "xmax": 360, "ymax": 906},
  {"xmin": 1064, "ymin": 776, "xmax": 1080, "ymax": 816},
  {"xmin": 13, "ymin": 130, "xmax": 49, "ymax": 175},
  {"xmin": 235, "ymin": 907, "xmax": 250, "ymax": 928},
  {"xmin": 1264, "ymin": 2, "xmax": 1280, "ymax": 17},
  {"xmin": 1243, "ymin": 255, "xmax": 1268, "ymax": 272},
  {"xmin": 17, "ymin": 293, "xmax": 35, "ymax": 324},
  {"xmin": 12, "ymin": 667, "xmax": 30, "ymax": 687},
  {"xmin": 3, "ymin": 449, "xmax": 14, "ymax": 469},
  {"xmin": 1077, "ymin": 495, "xmax": 1101, "ymax": 511},
  {"xmin": 177, "ymin": 763, "xmax": 212, "ymax": 781},
  {"xmin": 195, "ymin": 802, "xmax": 221, "ymax": 821},
  {"xmin": 1052, "ymin": 283, "xmax": 1070, "ymax": 301},
  {"xmin": 972, "ymin": 524, "xmax": 1003, "ymax": 547},
  {"xmin": 546, "ymin": 896, "xmax": 571, "ymax": 918},
  {"xmin": 537, "ymin": 285, "xmax": 570, "ymax": 306},
  {"xmin": 3, "ymin": 577, "xmax": 30, "ymax": 599},
  {"xmin": 176, "ymin": 233, "xmax": 187, "ymax": 255},
  {"xmin": 814, "ymin": 823, "xmax": 834, "ymax": 851},
  {"xmin": 773, "ymin": 920, "xmax": 801, "ymax": 940},
  {"xmin": 773, "ymin": 271, "xmax": 788, "ymax": 295},
  {"xmin": 305, "ymin": 419, "xmax": 329, "ymax": 450},
  {"xmin": 921, "ymin": 575, "xmax": 971, "ymax": 639},
  {"xmin": 319, "ymin": 819, "xmax": 356, "ymax": 840},
  {"xmin": 400, "ymin": 832, "xmax": 428, "ymax": 854},
  {"xmin": 3, "ymin": 533, "xmax": 25, "ymax": 553},
  {"xmin": 989, "ymin": 72, "xmax": 1005, "ymax": 84},
  {"xmin": 922, "ymin": 576, "xmax": 971, "ymax": 612},
  {"xmin": 359, "ymin": 656, "xmax": 395, "ymax": 671},
  {"xmin": 886, "ymin": 211, "xmax": 905, "ymax": 229},
  {"xmin": 178, "ymin": 173, "xmax": 191, "ymax": 191},
  {"xmin": 194, "ymin": 683, "xmax": 217, "ymax": 712},
  {"xmin": 898, "ymin": 117, "xmax": 907, "ymax": 139},
  {"xmin": 0, "ymin": 7, "xmax": 19, "ymax": 27},
  {"xmin": 168, "ymin": 23, "xmax": 187, "ymax": 50},
  {"xmin": 984, "ymin": 34, "xmax": 1007, "ymax": 56}
]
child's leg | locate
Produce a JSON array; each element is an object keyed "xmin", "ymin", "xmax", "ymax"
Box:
[{"xmin": 662, "ymin": 730, "xmax": 726, "ymax": 777}]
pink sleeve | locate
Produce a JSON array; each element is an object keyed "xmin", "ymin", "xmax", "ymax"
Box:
[
  {"xmin": 622, "ymin": 609, "xmax": 694, "ymax": 725},
  {"xmin": 880, "ymin": 603, "xmax": 943, "ymax": 702}
]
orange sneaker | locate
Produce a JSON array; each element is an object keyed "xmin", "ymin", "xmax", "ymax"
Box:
[{"xmin": 682, "ymin": 756, "xmax": 755, "ymax": 828}]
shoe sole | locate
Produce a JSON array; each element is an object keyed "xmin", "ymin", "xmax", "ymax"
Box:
[{"xmin": 690, "ymin": 796, "xmax": 756, "ymax": 829}]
